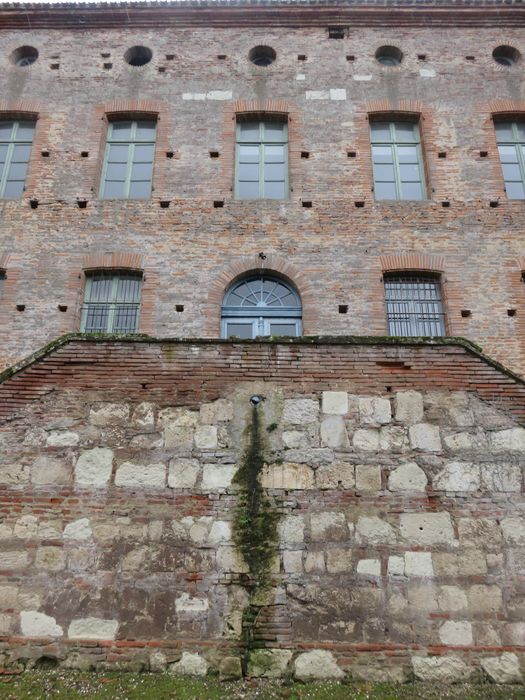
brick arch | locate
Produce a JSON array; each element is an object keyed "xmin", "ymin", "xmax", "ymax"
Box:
[
  {"xmin": 518, "ymin": 257, "xmax": 525, "ymax": 273},
  {"xmin": 365, "ymin": 99, "xmax": 425, "ymax": 115},
  {"xmin": 380, "ymin": 254, "xmax": 445, "ymax": 274},
  {"xmin": 82, "ymin": 251, "xmax": 144, "ymax": 271},
  {"xmin": 0, "ymin": 253, "xmax": 11, "ymax": 271},
  {"xmin": 488, "ymin": 100, "xmax": 525, "ymax": 115},
  {"xmin": 102, "ymin": 99, "xmax": 164, "ymax": 116},
  {"xmin": 204, "ymin": 255, "xmax": 316, "ymax": 336}
]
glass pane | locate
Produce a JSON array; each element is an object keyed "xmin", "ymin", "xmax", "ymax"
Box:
[
  {"xmin": 399, "ymin": 163, "xmax": 421, "ymax": 182},
  {"xmin": 264, "ymin": 163, "xmax": 285, "ymax": 180},
  {"xmin": 103, "ymin": 180, "xmax": 125, "ymax": 198},
  {"xmin": 372, "ymin": 146, "xmax": 394, "ymax": 164},
  {"xmin": 375, "ymin": 181, "xmax": 397, "ymax": 200},
  {"xmin": 226, "ymin": 323, "xmax": 254, "ymax": 339},
  {"xmin": 269, "ymin": 323, "xmax": 298, "ymax": 337},
  {"xmin": 264, "ymin": 122, "xmax": 286, "ymax": 142},
  {"xmin": 238, "ymin": 145, "xmax": 259, "ymax": 163},
  {"xmin": 105, "ymin": 163, "xmax": 127, "ymax": 180},
  {"xmin": 370, "ymin": 122, "xmax": 391, "ymax": 141},
  {"xmin": 110, "ymin": 122, "xmax": 133, "ymax": 141},
  {"xmin": 400, "ymin": 181, "xmax": 424, "ymax": 200},
  {"xmin": 16, "ymin": 122, "xmax": 35, "ymax": 141},
  {"xmin": 131, "ymin": 161, "xmax": 153, "ymax": 181},
  {"xmin": 394, "ymin": 122, "xmax": 418, "ymax": 143},
  {"xmin": 498, "ymin": 145, "xmax": 518, "ymax": 163},
  {"xmin": 0, "ymin": 122, "xmax": 13, "ymax": 140},
  {"xmin": 113, "ymin": 305, "xmax": 139, "ymax": 333},
  {"xmin": 84, "ymin": 305, "xmax": 109, "ymax": 332},
  {"xmin": 373, "ymin": 163, "xmax": 395, "ymax": 181},
  {"xmin": 238, "ymin": 163, "xmax": 259, "ymax": 181},
  {"xmin": 264, "ymin": 180, "xmax": 287, "ymax": 199},
  {"xmin": 264, "ymin": 145, "xmax": 285, "ymax": 163},
  {"xmin": 501, "ymin": 163, "xmax": 522, "ymax": 181},
  {"xmin": 135, "ymin": 121, "xmax": 156, "ymax": 140},
  {"xmin": 115, "ymin": 276, "xmax": 141, "ymax": 302},
  {"xmin": 0, "ymin": 145, "xmax": 7, "ymax": 163},
  {"xmin": 516, "ymin": 122, "xmax": 525, "ymax": 141},
  {"xmin": 495, "ymin": 122, "xmax": 514, "ymax": 141},
  {"xmin": 397, "ymin": 145, "xmax": 419, "ymax": 163},
  {"xmin": 7, "ymin": 162, "xmax": 28, "ymax": 180},
  {"xmin": 107, "ymin": 144, "xmax": 129, "ymax": 163},
  {"xmin": 237, "ymin": 181, "xmax": 260, "ymax": 199},
  {"xmin": 133, "ymin": 144, "xmax": 155, "ymax": 163},
  {"xmin": 128, "ymin": 180, "xmax": 152, "ymax": 199},
  {"xmin": 11, "ymin": 144, "xmax": 31, "ymax": 163},
  {"xmin": 3, "ymin": 180, "xmax": 24, "ymax": 198},
  {"xmin": 238, "ymin": 123, "xmax": 260, "ymax": 141},
  {"xmin": 505, "ymin": 181, "xmax": 525, "ymax": 199}
]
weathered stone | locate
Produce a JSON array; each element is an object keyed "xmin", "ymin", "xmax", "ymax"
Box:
[
  {"xmin": 46, "ymin": 430, "xmax": 79, "ymax": 447},
  {"xmin": 481, "ymin": 464, "xmax": 522, "ymax": 492},
  {"xmin": 394, "ymin": 391, "xmax": 424, "ymax": 425},
  {"xmin": 200, "ymin": 398, "xmax": 233, "ymax": 424},
  {"xmin": 159, "ymin": 408, "xmax": 199, "ymax": 428},
  {"xmin": 20, "ymin": 611, "xmax": 63, "ymax": 637},
  {"xmin": 0, "ymin": 463, "xmax": 29, "ymax": 485},
  {"xmin": 321, "ymin": 391, "xmax": 348, "ymax": 415},
  {"xmin": 438, "ymin": 586, "xmax": 468, "ymax": 612},
  {"xmin": 149, "ymin": 650, "xmax": 168, "ymax": 673},
  {"xmin": 115, "ymin": 461, "xmax": 166, "ymax": 488},
  {"xmin": 412, "ymin": 656, "xmax": 472, "ymax": 682},
  {"xmin": 503, "ymin": 623, "xmax": 525, "ymax": 646},
  {"xmin": 216, "ymin": 546, "xmax": 249, "ymax": 573},
  {"xmin": 31, "ymin": 455, "xmax": 70, "ymax": 485},
  {"xmin": 201, "ymin": 464, "xmax": 236, "ymax": 490},
  {"xmin": 359, "ymin": 397, "xmax": 392, "ymax": 426},
  {"xmin": 219, "ymin": 656, "xmax": 243, "ymax": 681},
  {"xmin": 407, "ymin": 584, "xmax": 438, "ymax": 613},
  {"xmin": 433, "ymin": 551, "xmax": 487, "ymax": 577},
  {"xmin": 458, "ymin": 518, "xmax": 502, "ymax": 549},
  {"xmin": 294, "ymin": 649, "xmax": 344, "ymax": 681},
  {"xmin": 310, "ymin": 512, "xmax": 347, "ymax": 542},
  {"xmin": 481, "ymin": 653, "xmax": 523, "ymax": 684},
  {"xmin": 207, "ymin": 520, "xmax": 232, "ymax": 545},
  {"xmin": 283, "ymin": 399, "xmax": 319, "ymax": 424},
  {"xmin": 68, "ymin": 617, "xmax": 119, "ymax": 640},
  {"xmin": 170, "ymin": 652, "xmax": 208, "ymax": 677},
  {"xmin": 175, "ymin": 593, "xmax": 209, "ymax": 614},
  {"xmin": 304, "ymin": 551, "xmax": 325, "ymax": 572},
  {"xmin": 351, "ymin": 664, "xmax": 408, "ymax": 683},
  {"xmin": 352, "ymin": 429, "xmax": 379, "ymax": 451},
  {"xmin": 404, "ymin": 552, "xmax": 433, "ymax": 577},
  {"xmin": 89, "ymin": 403, "xmax": 129, "ymax": 426},
  {"xmin": 501, "ymin": 518, "xmax": 525, "ymax": 546},
  {"xmin": 355, "ymin": 464, "xmax": 382, "ymax": 492},
  {"xmin": 74, "ymin": 448, "xmax": 114, "ymax": 487},
  {"xmin": 443, "ymin": 431, "xmax": 486, "ymax": 451},
  {"xmin": 63, "ymin": 518, "xmax": 92, "ymax": 540},
  {"xmin": 409, "ymin": 424, "xmax": 442, "ymax": 452},
  {"xmin": 0, "ymin": 550, "xmax": 29, "ymax": 569},
  {"xmin": 433, "ymin": 461, "xmax": 480, "ymax": 492},
  {"xmin": 278, "ymin": 515, "xmax": 305, "ymax": 544},
  {"xmin": 388, "ymin": 462, "xmax": 427, "ymax": 492},
  {"xmin": 13, "ymin": 515, "xmax": 38, "ymax": 539},
  {"xmin": 320, "ymin": 416, "xmax": 350, "ymax": 448},
  {"xmin": 168, "ymin": 458, "xmax": 200, "ymax": 488},
  {"xmin": 468, "ymin": 585, "xmax": 503, "ymax": 613},
  {"xmin": 131, "ymin": 402, "xmax": 155, "ymax": 428},
  {"xmin": 35, "ymin": 547, "xmax": 65, "ymax": 571},
  {"xmin": 121, "ymin": 547, "xmax": 147, "ymax": 571},
  {"xmin": 316, "ymin": 461, "xmax": 355, "ymax": 489},
  {"xmin": 357, "ymin": 558, "xmax": 381, "ymax": 577},
  {"xmin": 282, "ymin": 431, "xmax": 308, "ymax": 449},
  {"xmin": 388, "ymin": 555, "xmax": 405, "ymax": 576},
  {"xmin": 284, "ymin": 448, "xmax": 333, "ymax": 466},
  {"xmin": 248, "ymin": 649, "xmax": 292, "ymax": 678},
  {"xmin": 399, "ymin": 512, "xmax": 455, "ymax": 545},
  {"xmin": 260, "ymin": 462, "xmax": 314, "ymax": 489},
  {"xmin": 439, "ymin": 620, "xmax": 473, "ymax": 646},
  {"xmin": 183, "ymin": 516, "xmax": 213, "ymax": 544},
  {"xmin": 489, "ymin": 428, "xmax": 525, "ymax": 451},
  {"xmin": 379, "ymin": 425, "xmax": 409, "ymax": 451},
  {"xmin": 326, "ymin": 547, "xmax": 353, "ymax": 573},
  {"xmin": 0, "ymin": 586, "xmax": 18, "ymax": 608},
  {"xmin": 356, "ymin": 516, "xmax": 396, "ymax": 545},
  {"xmin": 163, "ymin": 424, "xmax": 195, "ymax": 450},
  {"xmin": 193, "ymin": 425, "xmax": 217, "ymax": 449},
  {"xmin": 283, "ymin": 550, "xmax": 303, "ymax": 573}
]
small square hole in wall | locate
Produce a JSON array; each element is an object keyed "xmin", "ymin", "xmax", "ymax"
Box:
[
  {"xmin": 438, "ymin": 152, "xmax": 447, "ymax": 158},
  {"xmin": 354, "ymin": 201, "xmax": 365, "ymax": 208},
  {"xmin": 158, "ymin": 66, "xmax": 166, "ymax": 73},
  {"xmin": 166, "ymin": 54, "xmax": 175, "ymax": 60},
  {"xmin": 209, "ymin": 150, "xmax": 220, "ymax": 158},
  {"xmin": 166, "ymin": 151, "xmax": 174, "ymax": 158},
  {"xmin": 508, "ymin": 308, "xmax": 517, "ymax": 317},
  {"xmin": 346, "ymin": 55, "xmax": 355, "ymax": 61},
  {"xmin": 298, "ymin": 54, "xmax": 307, "ymax": 61},
  {"xmin": 103, "ymin": 62, "xmax": 113, "ymax": 70},
  {"xmin": 302, "ymin": 200, "xmax": 312, "ymax": 208},
  {"xmin": 213, "ymin": 200, "xmax": 224, "ymax": 208},
  {"xmin": 16, "ymin": 304, "xmax": 25, "ymax": 312},
  {"xmin": 480, "ymin": 151, "xmax": 488, "ymax": 158},
  {"xmin": 338, "ymin": 304, "xmax": 348, "ymax": 314},
  {"xmin": 461, "ymin": 309, "xmax": 471, "ymax": 318},
  {"xmin": 328, "ymin": 27, "xmax": 347, "ymax": 39},
  {"xmin": 50, "ymin": 63, "xmax": 60, "ymax": 70},
  {"xmin": 41, "ymin": 149, "xmax": 49, "ymax": 157},
  {"xmin": 465, "ymin": 55, "xmax": 475, "ymax": 61},
  {"xmin": 160, "ymin": 200, "xmax": 170, "ymax": 208},
  {"xmin": 176, "ymin": 304, "xmax": 184, "ymax": 312},
  {"xmin": 101, "ymin": 52, "xmax": 110, "ymax": 58},
  {"xmin": 81, "ymin": 151, "xmax": 89, "ymax": 158},
  {"xmin": 442, "ymin": 201, "xmax": 450, "ymax": 208},
  {"xmin": 301, "ymin": 151, "xmax": 310, "ymax": 159},
  {"xmin": 347, "ymin": 151, "xmax": 356, "ymax": 158},
  {"xmin": 58, "ymin": 304, "xmax": 68, "ymax": 312},
  {"xmin": 417, "ymin": 54, "xmax": 427, "ymax": 61},
  {"xmin": 490, "ymin": 200, "xmax": 500, "ymax": 208},
  {"xmin": 217, "ymin": 54, "xmax": 227, "ymax": 60}
]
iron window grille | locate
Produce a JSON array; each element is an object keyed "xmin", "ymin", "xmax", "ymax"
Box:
[
  {"xmin": 495, "ymin": 121, "xmax": 525, "ymax": 200},
  {"xmin": 0, "ymin": 120, "xmax": 36, "ymax": 199},
  {"xmin": 81, "ymin": 271, "xmax": 142, "ymax": 333},
  {"xmin": 100, "ymin": 119, "xmax": 156, "ymax": 199},
  {"xmin": 370, "ymin": 120, "xmax": 426, "ymax": 201},
  {"xmin": 221, "ymin": 275, "xmax": 302, "ymax": 339},
  {"xmin": 384, "ymin": 273, "xmax": 445, "ymax": 337},
  {"xmin": 235, "ymin": 120, "xmax": 288, "ymax": 200},
  {"xmin": 0, "ymin": 270, "xmax": 5, "ymax": 297}
]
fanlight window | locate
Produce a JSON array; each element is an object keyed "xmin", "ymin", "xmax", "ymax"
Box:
[{"xmin": 221, "ymin": 275, "xmax": 302, "ymax": 339}]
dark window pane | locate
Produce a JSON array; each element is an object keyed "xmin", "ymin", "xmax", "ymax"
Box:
[
  {"xmin": 394, "ymin": 122, "xmax": 418, "ymax": 143},
  {"xmin": 135, "ymin": 121, "xmax": 156, "ymax": 140},
  {"xmin": 269, "ymin": 323, "xmax": 298, "ymax": 337},
  {"xmin": 0, "ymin": 145, "xmax": 7, "ymax": 163},
  {"xmin": 16, "ymin": 123, "xmax": 35, "ymax": 141},
  {"xmin": 264, "ymin": 122, "xmax": 286, "ymax": 142},
  {"xmin": 495, "ymin": 122, "xmax": 514, "ymax": 141},
  {"xmin": 11, "ymin": 144, "xmax": 31, "ymax": 163},
  {"xmin": 498, "ymin": 145, "xmax": 518, "ymax": 163},
  {"xmin": 502, "ymin": 163, "xmax": 522, "ymax": 181},
  {"xmin": 239, "ymin": 123, "xmax": 260, "ymax": 141},
  {"xmin": 110, "ymin": 122, "xmax": 133, "ymax": 140},
  {"xmin": 84, "ymin": 305, "xmax": 109, "ymax": 332},
  {"xmin": 226, "ymin": 323, "xmax": 255, "ymax": 339},
  {"xmin": 370, "ymin": 123, "xmax": 391, "ymax": 141},
  {"xmin": 397, "ymin": 145, "xmax": 419, "ymax": 163},
  {"xmin": 0, "ymin": 122, "xmax": 13, "ymax": 139},
  {"xmin": 516, "ymin": 122, "xmax": 525, "ymax": 141}
]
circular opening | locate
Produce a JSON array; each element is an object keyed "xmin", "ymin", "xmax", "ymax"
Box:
[
  {"xmin": 248, "ymin": 46, "xmax": 276, "ymax": 67},
  {"xmin": 492, "ymin": 45, "xmax": 520, "ymax": 67},
  {"xmin": 11, "ymin": 46, "xmax": 38, "ymax": 67},
  {"xmin": 375, "ymin": 45, "xmax": 403, "ymax": 66},
  {"xmin": 124, "ymin": 46, "xmax": 153, "ymax": 67}
]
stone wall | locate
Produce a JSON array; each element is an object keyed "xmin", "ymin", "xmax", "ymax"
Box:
[{"xmin": 0, "ymin": 339, "xmax": 524, "ymax": 683}]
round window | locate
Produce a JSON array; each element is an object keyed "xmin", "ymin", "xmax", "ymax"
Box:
[
  {"xmin": 249, "ymin": 46, "xmax": 276, "ymax": 67},
  {"xmin": 124, "ymin": 46, "xmax": 153, "ymax": 67},
  {"xmin": 375, "ymin": 45, "xmax": 403, "ymax": 66},
  {"xmin": 11, "ymin": 46, "xmax": 39, "ymax": 67},
  {"xmin": 492, "ymin": 45, "xmax": 520, "ymax": 67}
]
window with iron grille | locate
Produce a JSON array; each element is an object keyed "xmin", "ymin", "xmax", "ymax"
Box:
[
  {"xmin": 495, "ymin": 121, "xmax": 525, "ymax": 200},
  {"xmin": 81, "ymin": 271, "xmax": 142, "ymax": 333},
  {"xmin": 235, "ymin": 120, "xmax": 288, "ymax": 199},
  {"xmin": 0, "ymin": 270, "xmax": 5, "ymax": 297},
  {"xmin": 384, "ymin": 273, "xmax": 445, "ymax": 337},
  {"xmin": 221, "ymin": 275, "xmax": 301, "ymax": 339},
  {"xmin": 100, "ymin": 119, "xmax": 156, "ymax": 199},
  {"xmin": 0, "ymin": 120, "xmax": 35, "ymax": 199},
  {"xmin": 370, "ymin": 120, "xmax": 426, "ymax": 201}
]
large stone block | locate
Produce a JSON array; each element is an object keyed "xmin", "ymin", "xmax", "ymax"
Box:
[
  {"xmin": 404, "ymin": 551, "xmax": 433, "ymax": 577},
  {"xmin": 89, "ymin": 402, "xmax": 129, "ymax": 426},
  {"xmin": 194, "ymin": 425, "xmax": 218, "ymax": 449},
  {"xmin": 278, "ymin": 515, "xmax": 305, "ymax": 544},
  {"xmin": 379, "ymin": 425, "xmax": 409, "ymax": 451},
  {"xmin": 46, "ymin": 430, "xmax": 79, "ymax": 447},
  {"xmin": 481, "ymin": 464, "xmax": 522, "ymax": 492},
  {"xmin": 74, "ymin": 448, "xmax": 114, "ymax": 487},
  {"xmin": 132, "ymin": 402, "xmax": 156, "ymax": 428},
  {"xmin": 357, "ymin": 558, "xmax": 381, "ymax": 577},
  {"xmin": 115, "ymin": 462, "xmax": 166, "ymax": 488},
  {"xmin": 489, "ymin": 428, "xmax": 525, "ymax": 451},
  {"xmin": 0, "ymin": 463, "xmax": 29, "ymax": 485},
  {"xmin": 481, "ymin": 653, "xmax": 523, "ymax": 684},
  {"xmin": 320, "ymin": 416, "xmax": 349, "ymax": 448},
  {"xmin": 216, "ymin": 546, "xmax": 249, "ymax": 573},
  {"xmin": 399, "ymin": 512, "xmax": 455, "ymax": 545},
  {"xmin": 282, "ymin": 398, "xmax": 319, "ymax": 424},
  {"xmin": 170, "ymin": 652, "xmax": 208, "ymax": 676},
  {"xmin": 168, "ymin": 458, "xmax": 200, "ymax": 488},
  {"xmin": 310, "ymin": 512, "xmax": 348, "ymax": 541},
  {"xmin": 412, "ymin": 656, "xmax": 472, "ymax": 682},
  {"xmin": 294, "ymin": 649, "xmax": 344, "ymax": 681},
  {"xmin": 358, "ymin": 397, "xmax": 391, "ymax": 426},
  {"xmin": 207, "ymin": 520, "xmax": 232, "ymax": 545},
  {"xmin": 468, "ymin": 585, "xmax": 503, "ymax": 613},
  {"xmin": 200, "ymin": 398, "xmax": 233, "ymax": 424},
  {"xmin": 439, "ymin": 620, "xmax": 473, "ymax": 646},
  {"xmin": 438, "ymin": 586, "xmax": 468, "ymax": 612},
  {"xmin": 175, "ymin": 593, "xmax": 209, "ymax": 614},
  {"xmin": 163, "ymin": 424, "xmax": 195, "ymax": 450},
  {"xmin": 31, "ymin": 455, "xmax": 71, "ymax": 485},
  {"xmin": 321, "ymin": 391, "xmax": 348, "ymax": 415},
  {"xmin": 260, "ymin": 462, "xmax": 314, "ymax": 489},
  {"xmin": 443, "ymin": 431, "xmax": 486, "ymax": 451},
  {"xmin": 13, "ymin": 515, "xmax": 38, "ymax": 539},
  {"xmin": 388, "ymin": 462, "xmax": 427, "ymax": 492},
  {"xmin": 0, "ymin": 550, "xmax": 30, "ymax": 569},
  {"xmin": 394, "ymin": 391, "xmax": 424, "ymax": 425},
  {"xmin": 408, "ymin": 424, "xmax": 442, "ymax": 452},
  {"xmin": 304, "ymin": 551, "xmax": 325, "ymax": 572},
  {"xmin": 326, "ymin": 547, "xmax": 352, "ymax": 573},
  {"xmin": 248, "ymin": 649, "xmax": 292, "ymax": 678},
  {"xmin": 355, "ymin": 464, "xmax": 382, "ymax": 492},
  {"xmin": 353, "ymin": 429, "xmax": 379, "ymax": 451},
  {"xmin": 316, "ymin": 461, "xmax": 355, "ymax": 489},
  {"xmin": 68, "ymin": 617, "xmax": 119, "ymax": 640},
  {"xmin": 63, "ymin": 518, "xmax": 92, "ymax": 540},
  {"xmin": 35, "ymin": 546, "xmax": 65, "ymax": 571},
  {"xmin": 356, "ymin": 516, "xmax": 396, "ymax": 545},
  {"xmin": 20, "ymin": 611, "xmax": 63, "ymax": 637},
  {"xmin": 201, "ymin": 464, "xmax": 236, "ymax": 490},
  {"xmin": 283, "ymin": 550, "xmax": 303, "ymax": 573},
  {"xmin": 458, "ymin": 518, "xmax": 502, "ymax": 549},
  {"xmin": 433, "ymin": 461, "xmax": 480, "ymax": 492},
  {"xmin": 501, "ymin": 517, "xmax": 525, "ymax": 546}
]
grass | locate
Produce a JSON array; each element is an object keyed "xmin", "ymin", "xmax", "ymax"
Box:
[{"xmin": 0, "ymin": 673, "xmax": 523, "ymax": 700}]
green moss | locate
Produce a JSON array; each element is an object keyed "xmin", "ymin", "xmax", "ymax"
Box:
[{"xmin": 266, "ymin": 422, "xmax": 278, "ymax": 433}]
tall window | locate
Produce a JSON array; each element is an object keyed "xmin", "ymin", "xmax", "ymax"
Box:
[
  {"xmin": 100, "ymin": 120, "xmax": 156, "ymax": 199},
  {"xmin": 235, "ymin": 120, "xmax": 288, "ymax": 199},
  {"xmin": 495, "ymin": 121, "xmax": 525, "ymax": 200},
  {"xmin": 370, "ymin": 120, "xmax": 426, "ymax": 201},
  {"xmin": 81, "ymin": 271, "xmax": 142, "ymax": 333},
  {"xmin": 221, "ymin": 275, "xmax": 301, "ymax": 339},
  {"xmin": 0, "ymin": 120, "xmax": 35, "ymax": 199},
  {"xmin": 384, "ymin": 273, "xmax": 445, "ymax": 337},
  {"xmin": 0, "ymin": 270, "xmax": 5, "ymax": 297}
]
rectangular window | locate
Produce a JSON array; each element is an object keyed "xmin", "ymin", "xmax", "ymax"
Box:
[
  {"xmin": 81, "ymin": 271, "xmax": 142, "ymax": 333},
  {"xmin": 385, "ymin": 273, "xmax": 445, "ymax": 336},
  {"xmin": 0, "ymin": 270, "xmax": 5, "ymax": 297},
  {"xmin": 235, "ymin": 120, "xmax": 288, "ymax": 200},
  {"xmin": 100, "ymin": 120, "xmax": 156, "ymax": 199},
  {"xmin": 0, "ymin": 120, "xmax": 35, "ymax": 199},
  {"xmin": 495, "ymin": 121, "xmax": 525, "ymax": 200},
  {"xmin": 370, "ymin": 121, "xmax": 426, "ymax": 201}
]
